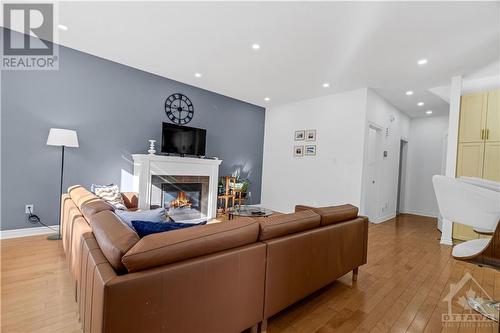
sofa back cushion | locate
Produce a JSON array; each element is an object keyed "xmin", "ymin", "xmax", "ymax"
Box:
[
  {"xmin": 295, "ymin": 204, "xmax": 359, "ymax": 226},
  {"xmin": 122, "ymin": 217, "xmax": 259, "ymax": 273},
  {"xmin": 89, "ymin": 210, "xmax": 140, "ymax": 273},
  {"xmin": 81, "ymin": 200, "xmax": 115, "ymax": 221},
  {"xmin": 68, "ymin": 185, "xmax": 101, "ymax": 211},
  {"xmin": 258, "ymin": 210, "xmax": 320, "ymax": 241}
]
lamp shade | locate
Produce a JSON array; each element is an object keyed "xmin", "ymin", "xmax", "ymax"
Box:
[{"xmin": 46, "ymin": 128, "xmax": 79, "ymax": 147}]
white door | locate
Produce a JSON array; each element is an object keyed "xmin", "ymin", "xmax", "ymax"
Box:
[{"xmin": 365, "ymin": 126, "xmax": 381, "ymax": 222}]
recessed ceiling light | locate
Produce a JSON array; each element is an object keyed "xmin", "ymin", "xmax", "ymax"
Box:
[
  {"xmin": 418, "ymin": 102, "xmax": 424, "ymax": 106},
  {"xmin": 264, "ymin": 97, "xmax": 270, "ymax": 101},
  {"xmin": 322, "ymin": 82, "xmax": 330, "ymax": 88},
  {"xmin": 58, "ymin": 24, "xmax": 69, "ymax": 31},
  {"xmin": 426, "ymin": 110, "xmax": 433, "ymax": 115},
  {"xmin": 252, "ymin": 43, "xmax": 260, "ymax": 50},
  {"xmin": 194, "ymin": 73, "xmax": 202, "ymax": 78},
  {"xmin": 406, "ymin": 91, "xmax": 414, "ymax": 96},
  {"xmin": 417, "ymin": 58, "xmax": 428, "ymax": 66}
]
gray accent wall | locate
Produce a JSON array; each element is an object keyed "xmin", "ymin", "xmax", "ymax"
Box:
[{"xmin": 1, "ymin": 29, "xmax": 265, "ymax": 230}]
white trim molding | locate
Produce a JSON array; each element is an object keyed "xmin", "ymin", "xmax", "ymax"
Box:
[
  {"xmin": 1, "ymin": 225, "xmax": 59, "ymax": 240},
  {"xmin": 132, "ymin": 154, "xmax": 222, "ymax": 220}
]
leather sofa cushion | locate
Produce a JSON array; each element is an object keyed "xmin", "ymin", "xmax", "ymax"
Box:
[
  {"xmin": 68, "ymin": 185, "xmax": 100, "ymax": 211},
  {"xmin": 258, "ymin": 210, "xmax": 320, "ymax": 241},
  {"xmin": 295, "ymin": 204, "xmax": 359, "ymax": 226},
  {"xmin": 81, "ymin": 200, "xmax": 115, "ymax": 221},
  {"xmin": 122, "ymin": 217, "xmax": 259, "ymax": 273},
  {"xmin": 89, "ymin": 210, "xmax": 140, "ymax": 273}
]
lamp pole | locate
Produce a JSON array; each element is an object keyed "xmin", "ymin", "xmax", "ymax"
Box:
[{"xmin": 48, "ymin": 145, "xmax": 64, "ymax": 240}]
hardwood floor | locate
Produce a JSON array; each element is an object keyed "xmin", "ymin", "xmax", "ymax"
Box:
[{"xmin": 1, "ymin": 214, "xmax": 498, "ymax": 332}]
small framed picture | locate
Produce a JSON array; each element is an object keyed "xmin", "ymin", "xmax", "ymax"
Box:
[
  {"xmin": 305, "ymin": 130, "xmax": 316, "ymax": 141},
  {"xmin": 294, "ymin": 130, "xmax": 305, "ymax": 141},
  {"xmin": 294, "ymin": 145, "xmax": 304, "ymax": 157},
  {"xmin": 305, "ymin": 145, "xmax": 316, "ymax": 156}
]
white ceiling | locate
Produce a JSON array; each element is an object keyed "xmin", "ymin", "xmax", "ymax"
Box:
[
  {"xmin": 374, "ymin": 89, "xmax": 450, "ymax": 118},
  {"xmin": 11, "ymin": 2, "xmax": 500, "ymax": 114}
]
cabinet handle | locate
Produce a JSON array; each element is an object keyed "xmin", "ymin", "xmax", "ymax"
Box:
[
  {"xmin": 481, "ymin": 129, "xmax": 484, "ymax": 140},
  {"xmin": 486, "ymin": 129, "xmax": 489, "ymax": 140}
]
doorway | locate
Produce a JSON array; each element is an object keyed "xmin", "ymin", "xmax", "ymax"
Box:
[
  {"xmin": 364, "ymin": 125, "xmax": 383, "ymax": 222},
  {"xmin": 396, "ymin": 139, "xmax": 408, "ymax": 215}
]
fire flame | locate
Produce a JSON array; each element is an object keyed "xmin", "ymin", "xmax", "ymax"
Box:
[{"xmin": 170, "ymin": 192, "xmax": 192, "ymax": 208}]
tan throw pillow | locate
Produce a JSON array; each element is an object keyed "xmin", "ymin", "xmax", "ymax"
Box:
[{"xmin": 94, "ymin": 185, "xmax": 127, "ymax": 210}]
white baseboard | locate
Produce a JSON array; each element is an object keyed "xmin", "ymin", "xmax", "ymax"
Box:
[
  {"xmin": 370, "ymin": 212, "xmax": 396, "ymax": 224},
  {"xmin": 401, "ymin": 209, "xmax": 438, "ymax": 219},
  {"xmin": 1, "ymin": 225, "xmax": 60, "ymax": 240}
]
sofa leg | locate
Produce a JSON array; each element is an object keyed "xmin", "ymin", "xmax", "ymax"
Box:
[
  {"xmin": 353, "ymin": 267, "xmax": 358, "ymax": 281},
  {"xmin": 260, "ymin": 319, "xmax": 268, "ymax": 333}
]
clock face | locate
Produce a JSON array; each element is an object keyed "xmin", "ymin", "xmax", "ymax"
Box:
[{"xmin": 164, "ymin": 93, "xmax": 194, "ymax": 125}]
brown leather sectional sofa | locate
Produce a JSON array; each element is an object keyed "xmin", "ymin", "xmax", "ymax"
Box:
[{"xmin": 62, "ymin": 185, "xmax": 368, "ymax": 333}]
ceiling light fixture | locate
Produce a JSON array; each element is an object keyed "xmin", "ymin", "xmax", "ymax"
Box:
[
  {"xmin": 194, "ymin": 73, "xmax": 202, "ymax": 78},
  {"xmin": 252, "ymin": 43, "xmax": 260, "ymax": 50},
  {"xmin": 322, "ymin": 82, "xmax": 330, "ymax": 88},
  {"xmin": 58, "ymin": 24, "xmax": 69, "ymax": 31},
  {"xmin": 418, "ymin": 102, "xmax": 424, "ymax": 106},
  {"xmin": 264, "ymin": 97, "xmax": 270, "ymax": 102},
  {"xmin": 426, "ymin": 110, "xmax": 433, "ymax": 115},
  {"xmin": 417, "ymin": 58, "xmax": 428, "ymax": 66},
  {"xmin": 406, "ymin": 91, "xmax": 414, "ymax": 96}
]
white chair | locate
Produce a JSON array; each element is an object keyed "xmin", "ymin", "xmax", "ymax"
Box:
[
  {"xmin": 433, "ymin": 175, "xmax": 500, "ymax": 321},
  {"xmin": 433, "ymin": 175, "xmax": 500, "ymax": 260}
]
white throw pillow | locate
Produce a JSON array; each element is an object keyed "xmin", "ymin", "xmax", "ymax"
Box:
[
  {"xmin": 94, "ymin": 185, "xmax": 127, "ymax": 210},
  {"xmin": 115, "ymin": 208, "xmax": 167, "ymax": 229}
]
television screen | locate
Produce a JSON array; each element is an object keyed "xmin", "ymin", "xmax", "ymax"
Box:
[{"xmin": 161, "ymin": 123, "xmax": 206, "ymax": 156}]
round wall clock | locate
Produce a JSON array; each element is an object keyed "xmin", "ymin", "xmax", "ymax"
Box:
[{"xmin": 164, "ymin": 93, "xmax": 194, "ymax": 125}]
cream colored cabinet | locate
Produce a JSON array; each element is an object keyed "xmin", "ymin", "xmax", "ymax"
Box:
[
  {"xmin": 483, "ymin": 142, "xmax": 500, "ymax": 181},
  {"xmin": 454, "ymin": 89, "xmax": 500, "ymax": 241},
  {"xmin": 458, "ymin": 93, "xmax": 487, "ymax": 143},
  {"xmin": 456, "ymin": 142, "xmax": 484, "ymax": 178},
  {"xmin": 485, "ymin": 89, "xmax": 500, "ymax": 142}
]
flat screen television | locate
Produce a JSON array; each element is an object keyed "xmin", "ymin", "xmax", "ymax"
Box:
[{"xmin": 161, "ymin": 122, "xmax": 206, "ymax": 156}]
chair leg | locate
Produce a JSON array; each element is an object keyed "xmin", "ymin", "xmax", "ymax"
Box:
[
  {"xmin": 353, "ymin": 267, "xmax": 358, "ymax": 281},
  {"xmin": 260, "ymin": 319, "xmax": 268, "ymax": 333},
  {"xmin": 249, "ymin": 324, "xmax": 259, "ymax": 333}
]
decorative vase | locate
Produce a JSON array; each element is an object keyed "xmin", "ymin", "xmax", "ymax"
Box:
[{"xmin": 148, "ymin": 140, "xmax": 156, "ymax": 155}]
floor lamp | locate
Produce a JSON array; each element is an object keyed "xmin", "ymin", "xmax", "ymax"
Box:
[{"xmin": 46, "ymin": 128, "xmax": 79, "ymax": 240}]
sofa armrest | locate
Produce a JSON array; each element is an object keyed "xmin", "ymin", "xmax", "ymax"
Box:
[{"xmin": 121, "ymin": 192, "xmax": 139, "ymax": 210}]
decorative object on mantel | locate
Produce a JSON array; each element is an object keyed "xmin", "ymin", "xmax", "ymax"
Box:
[
  {"xmin": 148, "ymin": 139, "xmax": 156, "ymax": 155},
  {"xmin": 294, "ymin": 130, "xmax": 305, "ymax": 141},
  {"xmin": 165, "ymin": 93, "xmax": 194, "ymax": 125},
  {"xmin": 294, "ymin": 145, "xmax": 304, "ymax": 157},
  {"xmin": 46, "ymin": 128, "xmax": 79, "ymax": 240},
  {"xmin": 305, "ymin": 129, "xmax": 316, "ymax": 141},
  {"xmin": 305, "ymin": 145, "xmax": 317, "ymax": 156}
]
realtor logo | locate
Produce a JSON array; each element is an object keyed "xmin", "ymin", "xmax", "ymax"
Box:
[
  {"xmin": 2, "ymin": 2, "xmax": 59, "ymax": 70},
  {"xmin": 442, "ymin": 272, "xmax": 496, "ymax": 328}
]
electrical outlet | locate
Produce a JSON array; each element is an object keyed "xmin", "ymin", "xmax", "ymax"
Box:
[{"xmin": 25, "ymin": 204, "xmax": 34, "ymax": 214}]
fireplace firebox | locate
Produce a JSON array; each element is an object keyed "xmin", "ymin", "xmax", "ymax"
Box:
[{"xmin": 162, "ymin": 183, "xmax": 202, "ymax": 210}]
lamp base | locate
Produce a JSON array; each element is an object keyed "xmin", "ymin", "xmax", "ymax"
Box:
[{"xmin": 47, "ymin": 234, "xmax": 62, "ymax": 240}]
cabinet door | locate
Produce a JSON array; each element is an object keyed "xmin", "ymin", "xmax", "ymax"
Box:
[
  {"xmin": 483, "ymin": 142, "xmax": 500, "ymax": 181},
  {"xmin": 459, "ymin": 93, "xmax": 487, "ymax": 142},
  {"xmin": 486, "ymin": 89, "xmax": 500, "ymax": 142},
  {"xmin": 453, "ymin": 223, "xmax": 478, "ymax": 241},
  {"xmin": 456, "ymin": 142, "xmax": 484, "ymax": 178}
]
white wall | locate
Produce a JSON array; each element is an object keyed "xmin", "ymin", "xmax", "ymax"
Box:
[
  {"xmin": 361, "ymin": 89, "xmax": 410, "ymax": 222},
  {"xmin": 404, "ymin": 116, "xmax": 449, "ymax": 218},
  {"xmin": 261, "ymin": 88, "xmax": 368, "ymax": 213}
]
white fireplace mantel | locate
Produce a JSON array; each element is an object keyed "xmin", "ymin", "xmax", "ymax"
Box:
[{"xmin": 132, "ymin": 154, "xmax": 222, "ymax": 219}]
